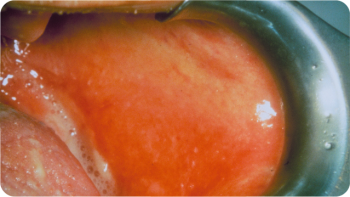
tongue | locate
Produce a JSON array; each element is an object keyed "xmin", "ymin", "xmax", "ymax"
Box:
[
  {"xmin": 1, "ymin": 12, "xmax": 285, "ymax": 196},
  {"xmin": 0, "ymin": 104, "xmax": 100, "ymax": 196}
]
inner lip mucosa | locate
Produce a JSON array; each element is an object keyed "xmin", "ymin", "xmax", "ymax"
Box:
[{"xmin": 1, "ymin": 5, "xmax": 285, "ymax": 196}]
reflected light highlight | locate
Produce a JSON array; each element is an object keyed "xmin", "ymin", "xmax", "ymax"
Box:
[{"xmin": 256, "ymin": 100, "xmax": 277, "ymax": 122}]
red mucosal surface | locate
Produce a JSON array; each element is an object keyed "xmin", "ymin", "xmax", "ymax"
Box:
[{"xmin": 1, "ymin": 12, "xmax": 285, "ymax": 196}]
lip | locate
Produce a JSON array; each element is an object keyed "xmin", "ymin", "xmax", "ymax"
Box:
[{"xmin": 156, "ymin": 1, "xmax": 350, "ymax": 195}]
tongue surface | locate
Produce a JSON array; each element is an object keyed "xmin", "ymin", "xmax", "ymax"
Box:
[
  {"xmin": 1, "ymin": 13, "xmax": 285, "ymax": 196},
  {"xmin": 0, "ymin": 104, "xmax": 100, "ymax": 196}
]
